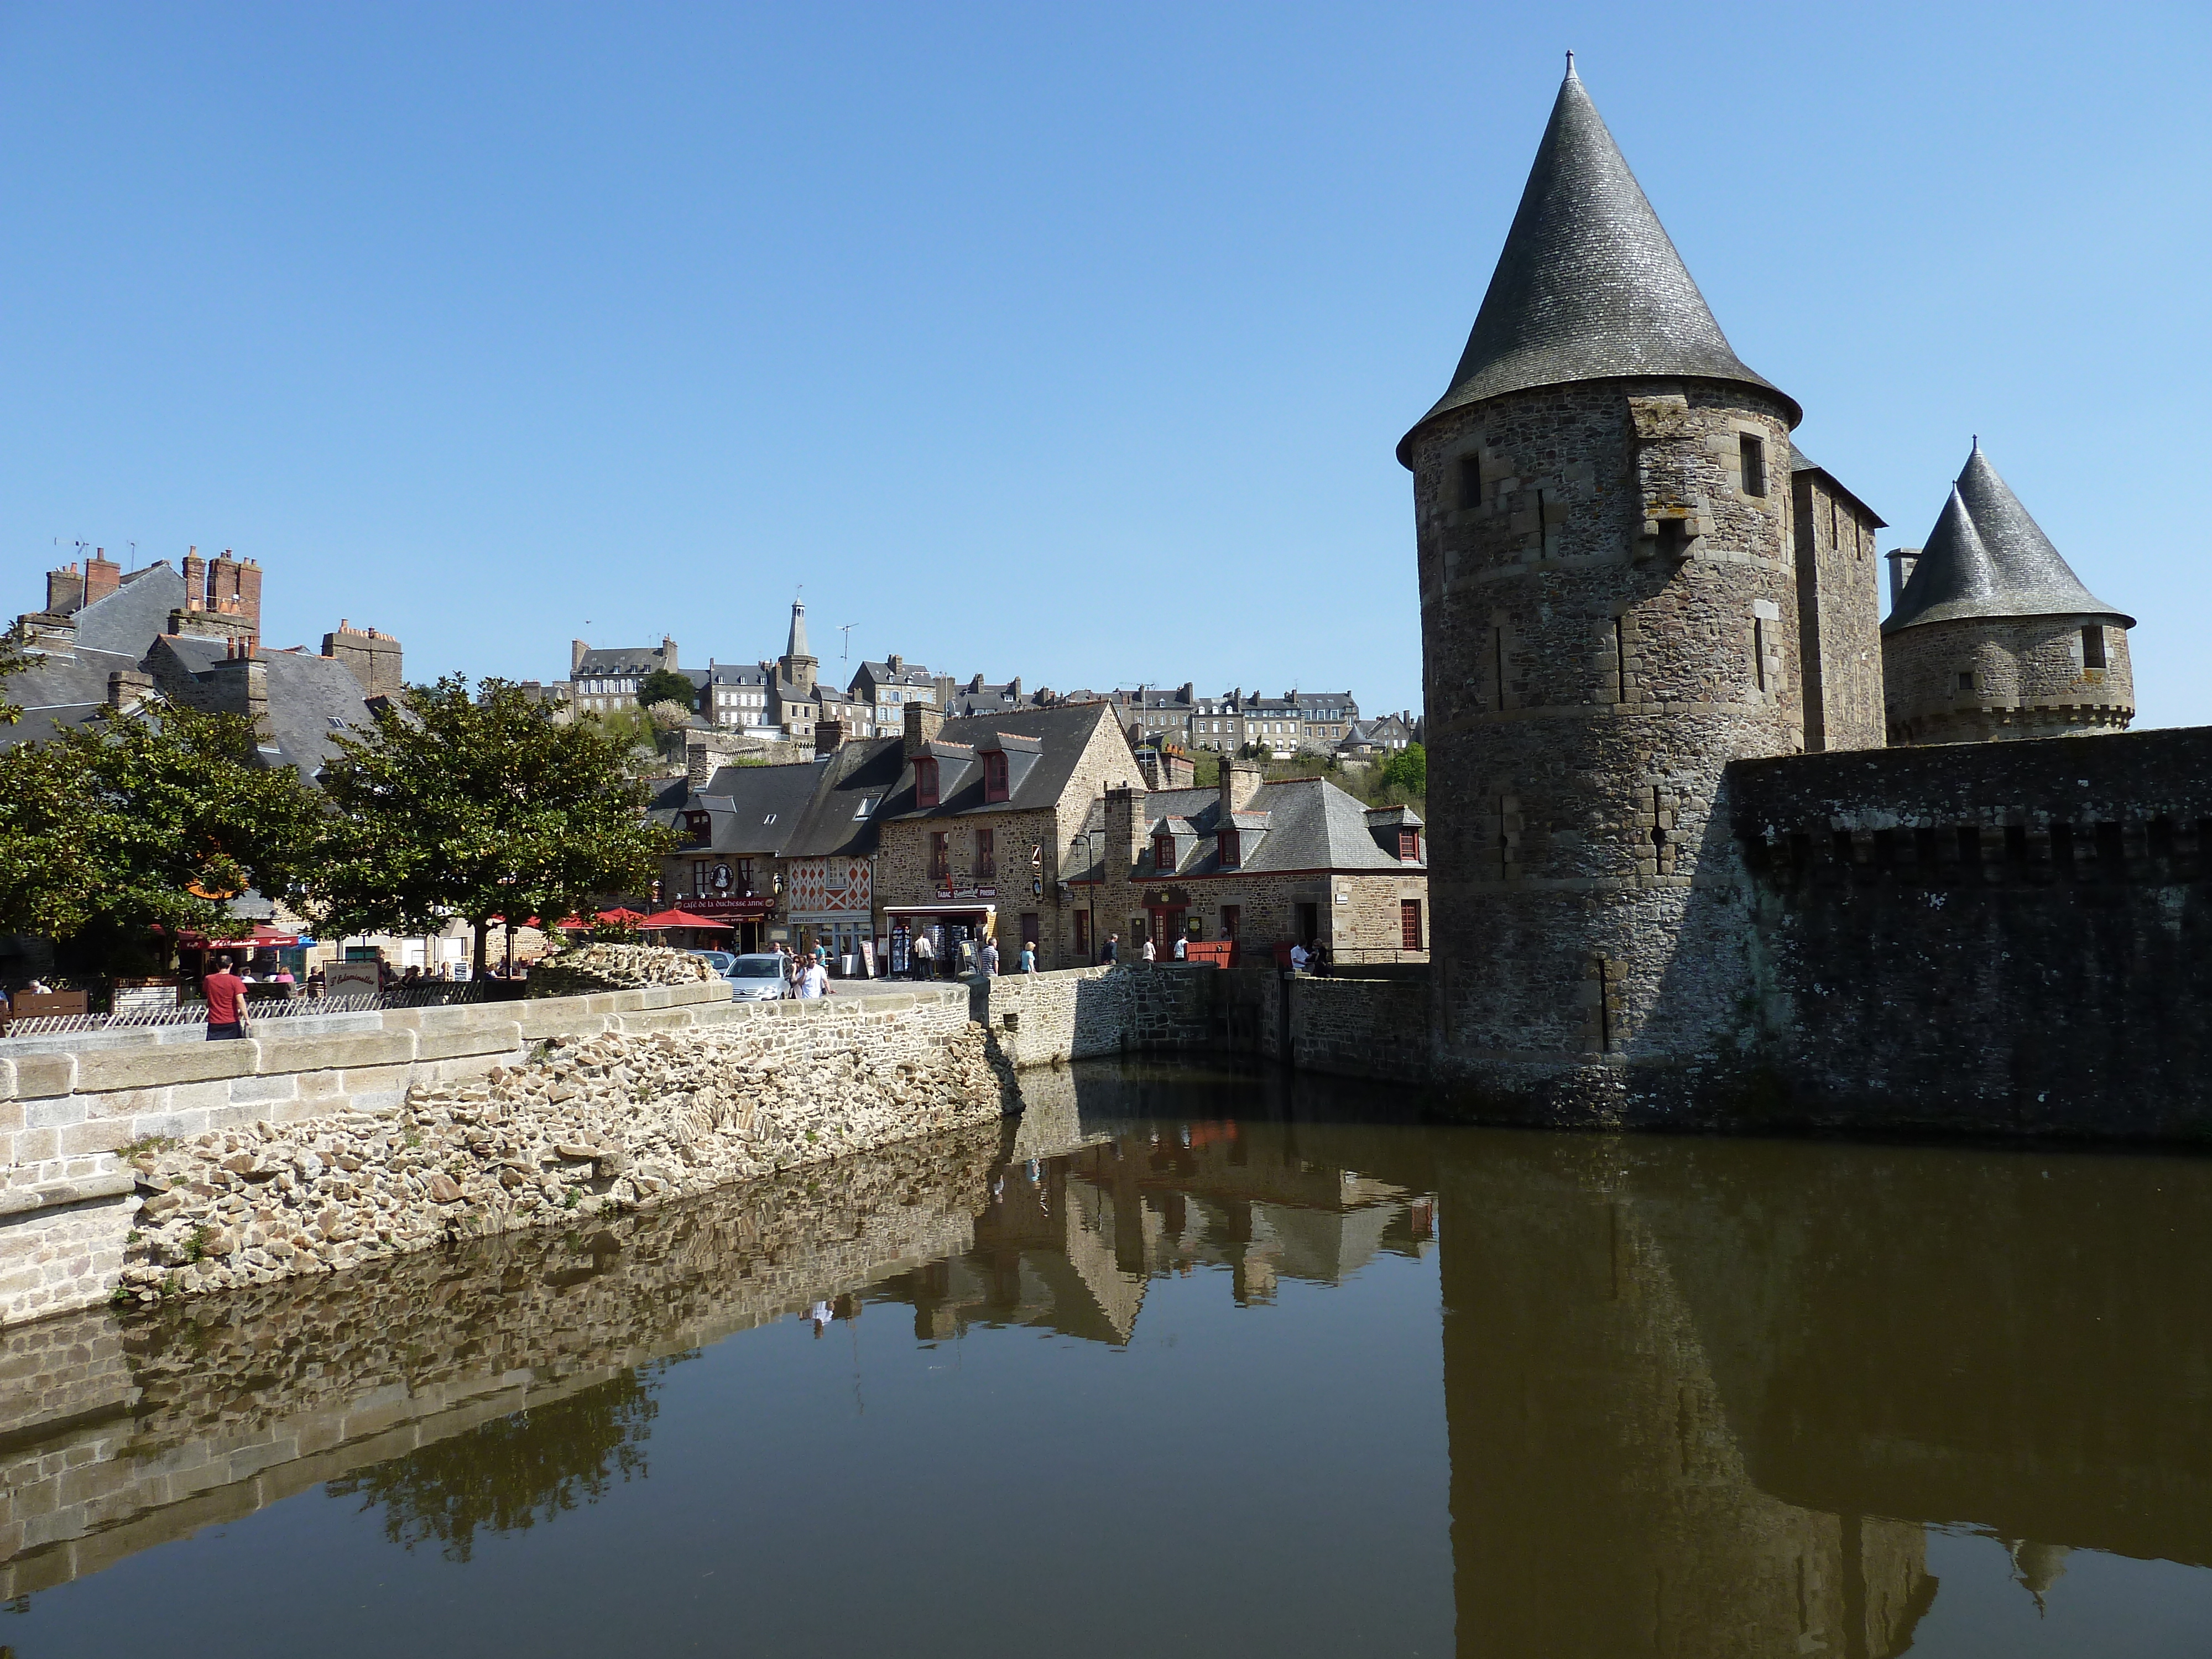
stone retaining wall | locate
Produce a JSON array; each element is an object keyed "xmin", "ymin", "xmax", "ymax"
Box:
[{"xmin": 0, "ymin": 979, "xmax": 977, "ymax": 1326}]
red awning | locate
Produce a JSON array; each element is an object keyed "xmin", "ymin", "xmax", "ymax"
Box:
[
  {"xmin": 637, "ymin": 909, "xmax": 733, "ymax": 931},
  {"xmin": 179, "ymin": 926, "xmax": 301, "ymax": 948},
  {"xmin": 598, "ymin": 907, "xmax": 648, "ymax": 924}
]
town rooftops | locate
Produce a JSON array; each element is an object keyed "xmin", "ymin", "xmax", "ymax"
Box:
[
  {"xmin": 1400, "ymin": 59, "xmax": 1795, "ymax": 465},
  {"xmin": 1885, "ymin": 441, "xmax": 2131, "ymax": 635},
  {"xmin": 1068, "ymin": 776, "xmax": 1424, "ymax": 883},
  {"xmin": 574, "ymin": 645, "xmax": 670, "ymax": 677},
  {"xmin": 882, "ymin": 702, "xmax": 1119, "ymax": 822}
]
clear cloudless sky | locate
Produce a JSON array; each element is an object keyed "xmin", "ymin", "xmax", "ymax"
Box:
[{"xmin": 2, "ymin": 3, "xmax": 2207, "ymax": 725}]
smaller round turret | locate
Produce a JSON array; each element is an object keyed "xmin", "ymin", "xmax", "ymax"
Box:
[{"xmin": 1882, "ymin": 442, "xmax": 2133, "ymax": 743}]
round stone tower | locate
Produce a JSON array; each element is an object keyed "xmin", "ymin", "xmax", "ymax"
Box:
[
  {"xmin": 1402, "ymin": 61, "xmax": 1804, "ymax": 1120},
  {"xmin": 1881, "ymin": 441, "xmax": 2135, "ymax": 743}
]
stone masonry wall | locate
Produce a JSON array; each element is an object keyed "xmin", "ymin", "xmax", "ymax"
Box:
[
  {"xmin": 1728, "ymin": 726, "xmax": 2212, "ymax": 1136},
  {"xmin": 1790, "ymin": 467, "xmax": 1886, "ymax": 753},
  {"xmin": 1411, "ymin": 377, "xmax": 1804, "ymax": 1121},
  {"xmin": 0, "ymin": 979, "xmax": 980, "ymax": 1325},
  {"xmin": 1884, "ymin": 615, "xmax": 2135, "ymax": 745}
]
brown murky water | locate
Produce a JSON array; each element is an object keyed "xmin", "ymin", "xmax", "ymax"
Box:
[{"xmin": 4, "ymin": 1057, "xmax": 2209, "ymax": 1656}]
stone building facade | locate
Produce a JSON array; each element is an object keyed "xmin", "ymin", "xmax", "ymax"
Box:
[{"xmin": 1788, "ymin": 447, "xmax": 1886, "ymax": 752}]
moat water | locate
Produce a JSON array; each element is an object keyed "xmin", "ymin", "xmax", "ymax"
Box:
[{"xmin": 7, "ymin": 1057, "xmax": 2212, "ymax": 1657}]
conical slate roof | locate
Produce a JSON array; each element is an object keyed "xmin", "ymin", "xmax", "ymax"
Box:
[
  {"xmin": 1399, "ymin": 61, "xmax": 1794, "ymax": 463},
  {"xmin": 785, "ymin": 597, "xmax": 812, "ymax": 661},
  {"xmin": 1884, "ymin": 442, "xmax": 2131, "ymax": 634}
]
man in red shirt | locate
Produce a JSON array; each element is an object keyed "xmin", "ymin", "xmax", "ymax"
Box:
[{"xmin": 202, "ymin": 957, "xmax": 250, "ymax": 1040}]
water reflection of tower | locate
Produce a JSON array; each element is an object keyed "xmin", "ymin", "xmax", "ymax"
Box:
[{"xmin": 1434, "ymin": 1141, "xmax": 1932, "ymax": 1658}]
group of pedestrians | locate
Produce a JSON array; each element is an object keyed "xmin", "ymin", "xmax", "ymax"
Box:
[{"xmin": 768, "ymin": 940, "xmax": 832, "ymax": 999}]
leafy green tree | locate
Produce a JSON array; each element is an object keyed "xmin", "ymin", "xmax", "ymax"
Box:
[
  {"xmin": 307, "ymin": 676, "xmax": 674, "ymax": 974},
  {"xmin": 635, "ymin": 668, "xmax": 697, "ymax": 712},
  {"xmin": 0, "ymin": 704, "xmax": 324, "ymax": 974},
  {"xmin": 1371, "ymin": 741, "xmax": 1427, "ymax": 807},
  {"xmin": 0, "ymin": 632, "xmax": 30, "ymax": 726}
]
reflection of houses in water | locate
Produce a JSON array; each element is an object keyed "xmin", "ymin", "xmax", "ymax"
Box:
[{"xmin": 874, "ymin": 1120, "xmax": 1437, "ymax": 1345}]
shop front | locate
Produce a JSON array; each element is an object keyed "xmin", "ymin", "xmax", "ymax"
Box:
[
  {"xmin": 786, "ymin": 855, "xmax": 876, "ymax": 977},
  {"xmin": 884, "ymin": 901, "xmax": 995, "ymax": 979},
  {"xmin": 676, "ymin": 893, "xmax": 778, "ymax": 954}
]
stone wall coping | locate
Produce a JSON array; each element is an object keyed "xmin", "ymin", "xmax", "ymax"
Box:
[
  {"xmin": 0, "ymin": 978, "xmax": 737, "ymax": 1102},
  {"xmin": 0, "ymin": 1171, "xmax": 137, "ymax": 1217}
]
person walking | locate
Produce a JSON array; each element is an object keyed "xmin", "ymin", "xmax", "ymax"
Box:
[
  {"xmin": 1019, "ymin": 941, "xmax": 1037, "ymax": 974},
  {"xmin": 980, "ymin": 937, "xmax": 1000, "ymax": 976},
  {"xmin": 1100, "ymin": 932, "xmax": 1119, "ymax": 966},
  {"xmin": 912, "ymin": 928, "xmax": 937, "ymax": 980},
  {"xmin": 1141, "ymin": 935, "xmax": 1156, "ymax": 964},
  {"xmin": 202, "ymin": 956, "xmax": 250, "ymax": 1041},
  {"xmin": 1172, "ymin": 932, "xmax": 1187, "ymax": 961}
]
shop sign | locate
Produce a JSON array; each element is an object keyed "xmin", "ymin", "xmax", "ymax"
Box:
[
  {"xmin": 937, "ymin": 885, "xmax": 998, "ymax": 899},
  {"xmin": 685, "ymin": 894, "xmax": 775, "ymax": 921}
]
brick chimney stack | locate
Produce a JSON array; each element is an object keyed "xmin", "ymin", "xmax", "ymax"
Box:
[
  {"xmin": 1220, "ymin": 759, "xmax": 1264, "ymax": 818},
  {"xmin": 1104, "ymin": 785, "xmax": 1146, "ymax": 886},
  {"xmin": 82, "ymin": 550, "xmax": 122, "ymax": 606},
  {"xmin": 182, "ymin": 546, "xmax": 206, "ymax": 608},
  {"xmin": 813, "ymin": 717, "xmax": 846, "ymax": 759},
  {"xmin": 45, "ymin": 564, "xmax": 85, "ymax": 614}
]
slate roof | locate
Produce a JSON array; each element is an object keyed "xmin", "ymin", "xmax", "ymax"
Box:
[
  {"xmin": 880, "ymin": 703, "xmax": 1119, "ymax": 824},
  {"xmin": 68, "ymin": 564, "xmax": 190, "ymax": 653},
  {"xmin": 0, "ymin": 645, "xmax": 147, "ymax": 747},
  {"xmin": 575, "ymin": 645, "xmax": 669, "ymax": 677},
  {"xmin": 258, "ymin": 650, "xmax": 382, "ymax": 776},
  {"xmin": 1884, "ymin": 442, "xmax": 2131, "ymax": 635},
  {"xmin": 785, "ymin": 738, "xmax": 907, "ymax": 858},
  {"xmin": 1400, "ymin": 61, "xmax": 1795, "ymax": 464},
  {"xmin": 656, "ymin": 760, "xmax": 828, "ymax": 858},
  {"xmin": 1067, "ymin": 776, "xmax": 1424, "ymax": 883}
]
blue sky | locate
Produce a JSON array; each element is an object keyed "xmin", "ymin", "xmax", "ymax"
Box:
[{"xmin": 2, "ymin": 3, "xmax": 2206, "ymax": 725}]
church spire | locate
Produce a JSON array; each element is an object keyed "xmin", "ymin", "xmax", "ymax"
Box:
[
  {"xmin": 786, "ymin": 595, "xmax": 811, "ymax": 662},
  {"xmin": 1400, "ymin": 61, "xmax": 1793, "ymax": 461}
]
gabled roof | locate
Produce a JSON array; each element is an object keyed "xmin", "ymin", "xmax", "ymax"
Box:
[
  {"xmin": 1885, "ymin": 441, "xmax": 2131, "ymax": 634},
  {"xmin": 1400, "ymin": 61, "xmax": 1794, "ymax": 465},
  {"xmin": 882, "ymin": 702, "xmax": 1121, "ymax": 823},
  {"xmin": 785, "ymin": 737, "xmax": 907, "ymax": 858},
  {"xmin": 664, "ymin": 760, "xmax": 828, "ymax": 856}
]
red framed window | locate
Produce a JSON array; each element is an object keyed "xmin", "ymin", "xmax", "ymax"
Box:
[
  {"xmin": 976, "ymin": 827, "xmax": 996, "ymax": 879},
  {"xmin": 1398, "ymin": 828, "xmax": 1420, "ymax": 862},
  {"xmin": 1218, "ymin": 828, "xmax": 1240, "ymax": 868},
  {"xmin": 983, "ymin": 750, "xmax": 1009, "ymax": 802},
  {"xmin": 915, "ymin": 757, "xmax": 940, "ymax": 808},
  {"xmin": 928, "ymin": 832, "xmax": 949, "ymax": 880},
  {"xmin": 1220, "ymin": 905, "xmax": 1240, "ymax": 939},
  {"xmin": 1400, "ymin": 899, "xmax": 1424, "ymax": 951},
  {"xmin": 1153, "ymin": 833, "xmax": 1175, "ymax": 873}
]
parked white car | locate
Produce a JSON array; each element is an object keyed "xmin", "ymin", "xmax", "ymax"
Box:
[{"xmin": 725, "ymin": 953, "xmax": 787, "ymax": 1003}]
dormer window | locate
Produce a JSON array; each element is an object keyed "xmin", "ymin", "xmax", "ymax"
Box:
[
  {"xmin": 1218, "ymin": 827, "xmax": 1240, "ymax": 869},
  {"xmin": 1154, "ymin": 832, "xmax": 1175, "ymax": 873},
  {"xmin": 1399, "ymin": 828, "xmax": 1420, "ymax": 862},
  {"xmin": 916, "ymin": 756, "xmax": 940, "ymax": 808},
  {"xmin": 984, "ymin": 749, "xmax": 1009, "ymax": 802}
]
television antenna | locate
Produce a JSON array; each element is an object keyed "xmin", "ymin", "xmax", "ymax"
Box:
[{"xmin": 839, "ymin": 623, "xmax": 855, "ymax": 662}]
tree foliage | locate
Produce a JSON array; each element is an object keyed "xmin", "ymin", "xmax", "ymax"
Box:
[
  {"xmin": 1371, "ymin": 741, "xmax": 1427, "ymax": 806},
  {"xmin": 0, "ymin": 704, "xmax": 324, "ymax": 969},
  {"xmin": 306, "ymin": 676, "xmax": 674, "ymax": 970},
  {"xmin": 635, "ymin": 669, "xmax": 697, "ymax": 712}
]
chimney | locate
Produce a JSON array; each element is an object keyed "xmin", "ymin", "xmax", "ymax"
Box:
[
  {"xmin": 903, "ymin": 701, "xmax": 945, "ymax": 756},
  {"xmin": 183, "ymin": 547, "xmax": 206, "ymax": 608},
  {"xmin": 206, "ymin": 655, "xmax": 270, "ymax": 738},
  {"xmin": 45, "ymin": 564, "xmax": 85, "ymax": 614},
  {"xmin": 322, "ymin": 621, "xmax": 405, "ymax": 695},
  {"xmin": 1220, "ymin": 759, "xmax": 1264, "ymax": 818},
  {"xmin": 661, "ymin": 634, "xmax": 678, "ymax": 671},
  {"xmin": 969, "ymin": 672, "xmax": 984, "ymax": 693},
  {"xmin": 572, "ymin": 639, "xmax": 589, "ymax": 675},
  {"xmin": 1886, "ymin": 547, "xmax": 1922, "ymax": 610},
  {"xmin": 1104, "ymin": 785, "xmax": 1145, "ymax": 888},
  {"xmin": 814, "ymin": 717, "xmax": 846, "ymax": 758},
  {"xmin": 236, "ymin": 559, "xmax": 262, "ymax": 630},
  {"xmin": 888, "ymin": 653, "xmax": 904, "ymax": 674},
  {"xmin": 106, "ymin": 667, "xmax": 155, "ymax": 711},
  {"xmin": 82, "ymin": 551, "xmax": 122, "ymax": 606},
  {"xmin": 1008, "ymin": 676, "xmax": 1022, "ymax": 701}
]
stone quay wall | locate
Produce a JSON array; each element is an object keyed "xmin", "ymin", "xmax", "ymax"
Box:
[
  {"xmin": 972, "ymin": 964, "xmax": 1432, "ymax": 1085},
  {"xmin": 0, "ymin": 979, "xmax": 980, "ymax": 1326},
  {"xmin": 1728, "ymin": 726, "xmax": 2212, "ymax": 1138}
]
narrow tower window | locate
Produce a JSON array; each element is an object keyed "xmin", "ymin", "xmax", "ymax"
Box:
[
  {"xmin": 2082, "ymin": 626, "xmax": 2107, "ymax": 670},
  {"xmin": 1753, "ymin": 617, "xmax": 1769, "ymax": 691},
  {"xmin": 1739, "ymin": 434, "xmax": 1767, "ymax": 498},
  {"xmin": 1458, "ymin": 453, "xmax": 1483, "ymax": 510},
  {"xmin": 1493, "ymin": 627, "xmax": 1507, "ymax": 712},
  {"xmin": 1613, "ymin": 615, "xmax": 1629, "ymax": 702}
]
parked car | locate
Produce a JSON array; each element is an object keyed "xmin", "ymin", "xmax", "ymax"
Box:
[
  {"xmin": 686, "ymin": 949, "xmax": 737, "ymax": 975},
  {"xmin": 726, "ymin": 953, "xmax": 787, "ymax": 1002}
]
